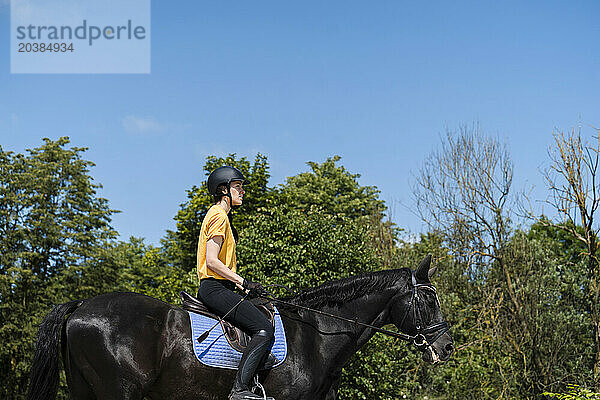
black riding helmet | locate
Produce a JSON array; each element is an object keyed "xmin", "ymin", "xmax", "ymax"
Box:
[{"xmin": 207, "ymin": 166, "xmax": 247, "ymax": 199}]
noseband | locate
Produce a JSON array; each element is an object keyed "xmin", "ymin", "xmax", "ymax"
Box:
[{"xmin": 395, "ymin": 271, "xmax": 450, "ymax": 350}]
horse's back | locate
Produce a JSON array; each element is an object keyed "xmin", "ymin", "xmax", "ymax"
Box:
[{"xmin": 66, "ymin": 291, "xmax": 174, "ymax": 346}]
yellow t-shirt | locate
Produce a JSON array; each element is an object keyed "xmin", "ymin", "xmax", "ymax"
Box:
[{"xmin": 196, "ymin": 205, "xmax": 237, "ymax": 281}]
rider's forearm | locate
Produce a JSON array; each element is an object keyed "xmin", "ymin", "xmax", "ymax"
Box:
[{"xmin": 206, "ymin": 259, "xmax": 245, "ymax": 290}]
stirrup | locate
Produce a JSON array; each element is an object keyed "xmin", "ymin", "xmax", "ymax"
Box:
[
  {"xmin": 251, "ymin": 375, "xmax": 274, "ymax": 400},
  {"xmin": 228, "ymin": 390, "xmax": 267, "ymax": 400}
]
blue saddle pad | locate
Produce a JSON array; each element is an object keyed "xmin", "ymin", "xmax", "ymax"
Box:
[{"xmin": 188, "ymin": 307, "xmax": 287, "ymax": 370}]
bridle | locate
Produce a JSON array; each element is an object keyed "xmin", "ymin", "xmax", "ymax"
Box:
[
  {"xmin": 264, "ymin": 271, "xmax": 450, "ymax": 351},
  {"xmin": 394, "ymin": 271, "xmax": 450, "ymax": 351}
]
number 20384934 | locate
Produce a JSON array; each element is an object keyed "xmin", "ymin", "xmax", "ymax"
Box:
[{"xmin": 18, "ymin": 43, "xmax": 74, "ymax": 52}]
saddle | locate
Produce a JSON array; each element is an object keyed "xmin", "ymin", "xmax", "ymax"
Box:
[{"xmin": 180, "ymin": 291, "xmax": 276, "ymax": 354}]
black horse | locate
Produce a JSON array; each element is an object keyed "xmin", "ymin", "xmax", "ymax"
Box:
[{"xmin": 28, "ymin": 256, "xmax": 453, "ymax": 400}]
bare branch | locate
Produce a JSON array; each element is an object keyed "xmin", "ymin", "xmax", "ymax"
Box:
[
  {"xmin": 413, "ymin": 124, "xmax": 513, "ymax": 267},
  {"xmin": 544, "ymin": 123, "xmax": 600, "ymax": 380}
]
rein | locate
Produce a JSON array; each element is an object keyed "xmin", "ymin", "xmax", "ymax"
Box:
[
  {"xmin": 263, "ymin": 271, "xmax": 450, "ymax": 348},
  {"xmin": 264, "ymin": 295, "xmax": 415, "ymax": 341}
]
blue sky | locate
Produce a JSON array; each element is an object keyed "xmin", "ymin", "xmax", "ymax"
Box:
[{"xmin": 1, "ymin": 1, "xmax": 599, "ymax": 245}]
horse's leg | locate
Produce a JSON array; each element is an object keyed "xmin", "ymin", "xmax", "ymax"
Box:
[
  {"xmin": 324, "ymin": 372, "xmax": 341, "ymax": 400},
  {"xmin": 66, "ymin": 350, "xmax": 144, "ymax": 400},
  {"xmin": 62, "ymin": 327, "xmax": 95, "ymax": 400},
  {"xmin": 65, "ymin": 327, "xmax": 145, "ymax": 400},
  {"xmin": 89, "ymin": 381, "xmax": 144, "ymax": 400},
  {"xmin": 64, "ymin": 367, "xmax": 96, "ymax": 399}
]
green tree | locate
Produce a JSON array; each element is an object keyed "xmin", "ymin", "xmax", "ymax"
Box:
[
  {"xmin": 543, "ymin": 126, "xmax": 600, "ymax": 382},
  {"xmin": 237, "ymin": 204, "xmax": 381, "ymax": 293},
  {"xmin": 483, "ymin": 227, "xmax": 592, "ymax": 397},
  {"xmin": 0, "ymin": 137, "xmax": 117, "ymax": 399},
  {"xmin": 280, "ymin": 156, "xmax": 400, "ymax": 270},
  {"xmin": 280, "ymin": 155, "xmax": 385, "ymax": 221}
]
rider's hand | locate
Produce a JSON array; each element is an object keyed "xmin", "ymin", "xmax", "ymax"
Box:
[{"xmin": 242, "ymin": 279, "xmax": 266, "ymax": 297}]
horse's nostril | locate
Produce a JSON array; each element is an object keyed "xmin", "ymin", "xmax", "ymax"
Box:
[{"xmin": 445, "ymin": 343, "xmax": 454, "ymax": 353}]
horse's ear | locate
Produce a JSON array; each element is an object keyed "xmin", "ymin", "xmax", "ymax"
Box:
[
  {"xmin": 415, "ymin": 255, "xmax": 432, "ymax": 282},
  {"xmin": 428, "ymin": 266, "xmax": 438, "ymax": 279}
]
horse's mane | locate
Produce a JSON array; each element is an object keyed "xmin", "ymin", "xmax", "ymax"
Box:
[{"xmin": 286, "ymin": 268, "xmax": 411, "ymax": 308}]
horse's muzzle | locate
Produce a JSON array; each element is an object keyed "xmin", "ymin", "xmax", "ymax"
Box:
[{"xmin": 422, "ymin": 332, "xmax": 454, "ymax": 364}]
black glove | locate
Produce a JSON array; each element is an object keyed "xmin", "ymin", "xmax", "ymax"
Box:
[{"xmin": 242, "ymin": 279, "xmax": 266, "ymax": 297}]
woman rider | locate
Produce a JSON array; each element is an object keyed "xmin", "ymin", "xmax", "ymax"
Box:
[{"xmin": 196, "ymin": 166, "xmax": 276, "ymax": 400}]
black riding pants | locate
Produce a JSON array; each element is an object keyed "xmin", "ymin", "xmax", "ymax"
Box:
[
  {"xmin": 197, "ymin": 278, "xmax": 275, "ymax": 391},
  {"xmin": 196, "ymin": 278, "xmax": 274, "ymax": 338}
]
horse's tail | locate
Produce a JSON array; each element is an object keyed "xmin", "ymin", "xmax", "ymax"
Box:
[{"xmin": 27, "ymin": 299, "xmax": 83, "ymax": 400}]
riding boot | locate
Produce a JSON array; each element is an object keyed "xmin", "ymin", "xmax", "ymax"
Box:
[
  {"xmin": 259, "ymin": 337, "xmax": 276, "ymax": 370},
  {"xmin": 229, "ymin": 330, "xmax": 275, "ymax": 400}
]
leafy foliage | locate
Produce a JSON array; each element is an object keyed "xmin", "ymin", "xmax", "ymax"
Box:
[
  {"xmin": 281, "ymin": 155, "xmax": 385, "ymax": 221},
  {"xmin": 544, "ymin": 385, "xmax": 600, "ymax": 400},
  {"xmin": 0, "ymin": 138, "xmax": 117, "ymax": 398},
  {"xmin": 237, "ymin": 204, "xmax": 381, "ymax": 294},
  {"xmin": 2, "ymin": 137, "xmax": 599, "ymax": 399}
]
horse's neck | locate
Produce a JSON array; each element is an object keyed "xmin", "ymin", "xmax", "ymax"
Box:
[
  {"xmin": 327, "ymin": 286, "xmax": 398, "ymax": 346},
  {"xmin": 310, "ymin": 284, "xmax": 403, "ymax": 369}
]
